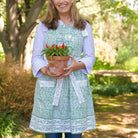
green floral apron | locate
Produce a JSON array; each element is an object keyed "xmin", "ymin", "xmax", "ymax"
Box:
[{"xmin": 29, "ymin": 25, "xmax": 96, "ymax": 134}]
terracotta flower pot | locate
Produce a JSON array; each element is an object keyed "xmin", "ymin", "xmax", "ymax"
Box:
[{"xmin": 47, "ymin": 56, "xmax": 70, "ymax": 75}]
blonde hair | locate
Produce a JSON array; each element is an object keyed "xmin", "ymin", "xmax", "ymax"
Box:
[{"xmin": 42, "ymin": 0, "xmax": 86, "ymax": 30}]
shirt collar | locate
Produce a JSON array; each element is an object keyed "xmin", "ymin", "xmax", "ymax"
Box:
[{"xmin": 58, "ymin": 20, "xmax": 74, "ymax": 26}]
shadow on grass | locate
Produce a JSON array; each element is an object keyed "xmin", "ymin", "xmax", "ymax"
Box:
[{"xmin": 83, "ymin": 93, "xmax": 138, "ymax": 138}]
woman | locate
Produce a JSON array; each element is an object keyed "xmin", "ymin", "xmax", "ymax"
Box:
[{"xmin": 29, "ymin": 0, "xmax": 96, "ymax": 138}]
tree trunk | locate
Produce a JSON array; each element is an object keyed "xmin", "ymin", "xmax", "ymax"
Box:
[
  {"xmin": 0, "ymin": 0, "xmax": 46, "ymax": 65},
  {"xmin": 23, "ymin": 29, "xmax": 35, "ymax": 71},
  {"xmin": 6, "ymin": 0, "xmax": 19, "ymax": 60}
]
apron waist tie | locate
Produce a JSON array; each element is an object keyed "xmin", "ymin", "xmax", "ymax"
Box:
[{"xmin": 52, "ymin": 72, "xmax": 85, "ymax": 106}]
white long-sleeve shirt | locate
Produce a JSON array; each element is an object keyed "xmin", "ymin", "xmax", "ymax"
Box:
[{"xmin": 31, "ymin": 20, "xmax": 95, "ymax": 77}]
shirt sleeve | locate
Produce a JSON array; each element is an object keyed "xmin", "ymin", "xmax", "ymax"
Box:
[
  {"xmin": 78, "ymin": 22, "xmax": 96, "ymax": 74},
  {"xmin": 31, "ymin": 22, "xmax": 48, "ymax": 77}
]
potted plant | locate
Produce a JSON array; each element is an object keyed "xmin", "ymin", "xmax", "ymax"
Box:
[{"xmin": 41, "ymin": 43, "xmax": 73, "ymax": 75}]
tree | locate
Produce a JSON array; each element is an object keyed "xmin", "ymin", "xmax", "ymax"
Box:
[
  {"xmin": 0, "ymin": 0, "xmax": 46, "ymax": 63},
  {"xmin": 77, "ymin": 0, "xmax": 138, "ymax": 65}
]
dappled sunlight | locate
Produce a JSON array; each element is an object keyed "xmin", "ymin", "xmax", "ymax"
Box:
[
  {"xmin": 134, "ymin": 134, "xmax": 138, "ymax": 138},
  {"xmin": 109, "ymin": 113, "xmax": 137, "ymax": 125},
  {"xmin": 107, "ymin": 103, "xmax": 121, "ymax": 107},
  {"xmin": 121, "ymin": 113, "xmax": 137, "ymax": 125},
  {"xmin": 93, "ymin": 94, "xmax": 138, "ymax": 138},
  {"xmin": 97, "ymin": 101, "xmax": 122, "ymax": 107},
  {"xmin": 97, "ymin": 124, "xmax": 121, "ymax": 131},
  {"xmin": 97, "ymin": 124, "xmax": 138, "ymax": 133}
]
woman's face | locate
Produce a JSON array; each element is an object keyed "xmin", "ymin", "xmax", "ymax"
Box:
[{"xmin": 52, "ymin": 0, "xmax": 74, "ymax": 15}]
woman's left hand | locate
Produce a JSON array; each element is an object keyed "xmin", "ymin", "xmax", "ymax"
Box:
[{"xmin": 58, "ymin": 55, "xmax": 85, "ymax": 79}]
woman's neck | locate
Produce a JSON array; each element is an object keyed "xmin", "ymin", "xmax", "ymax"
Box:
[{"xmin": 59, "ymin": 14, "xmax": 72, "ymax": 25}]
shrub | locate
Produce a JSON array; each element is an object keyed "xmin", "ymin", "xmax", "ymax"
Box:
[
  {"xmin": 91, "ymin": 84, "xmax": 138, "ymax": 96},
  {"xmin": 0, "ymin": 111, "xmax": 24, "ymax": 137},
  {"xmin": 88, "ymin": 73, "xmax": 132, "ymax": 85},
  {"xmin": 94, "ymin": 39, "xmax": 117, "ymax": 66},
  {"xmin": 93, "ymin": 57, "xmax": 117, "ymax": 70},
  {"xmin": 124, "ymin": 56, "xmax": 138, "ymax": 72},
  {"xmin": 0, "ymin": 45, "xmax": 4, "ymax": 61},
  {"xmin": 88, "ymin": 74, "xmax": 138, "ymax": 96},
  {"xmin": 0, "ymin": 62, "xmax": 35, "ymax": 119},
  {"xmin": 116, "ymin": 45, "xmax": 137, "ymax": 64}
]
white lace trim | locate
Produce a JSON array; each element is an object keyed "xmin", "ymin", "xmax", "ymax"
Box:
[
  {"xmin": 76, "ymin": 80, "xmax": 87, "ymax": 87},
  {"xmin": 29, "ymin": 115, "xmax": 96, "ymax": 134},
  {"xmin": 39, "ymin": 80, "xmax": 55, "ymax": 87}
]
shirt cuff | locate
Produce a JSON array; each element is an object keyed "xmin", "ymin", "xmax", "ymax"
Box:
[
  {"xmin": 78, "ymin": 57, "xmax": 95, "ymax": 74},
  {"xmin": 32, "ymin": 60, "xmax": 48, "ymax": 77}
]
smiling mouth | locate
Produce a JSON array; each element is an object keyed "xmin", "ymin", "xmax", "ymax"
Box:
[{"xmin": 58, "ymin": 4, "xmax": 67, "ymax": 8}]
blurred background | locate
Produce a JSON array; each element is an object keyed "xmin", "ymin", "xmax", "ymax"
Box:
[{"xmin": 0, "ymin": 0, "xmax": 138, "ymax": 137}]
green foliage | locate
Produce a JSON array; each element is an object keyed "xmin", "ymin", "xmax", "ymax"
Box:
[
  {"xmin": 116, "ymin": 45, "xmax": 137, "ymax": 64},
  {"xmin": 118, "ymin": 6, "xmax": 138, "ymax": 24},
  {"xmin": 88, "ymin": 73, "xmax": 132, "ymax": 86},
  {"xmin": 92, "ymin": 94, "xmax": 100, "ymax": 104},
  {"xmin": 0, "ymin": 111, "xmax": 24, "ymax": 137},
  {"xmin": 93, "ymin": 57, "xmax": 117, "ymax": 70},
  {"xmin": 78, "ymin": 0, "xmax": 138, "ymax": 72},
  {"xmin": 0, "ymin": 44, "xmax": 4, "ymax": 61},
  {"xmin": 41, "ymin": 43, "xmax": 73, "ymax": 60},
  {"xmin": 116, "ymin": 44, "xmax": 138, "ymax": 72},
  {"xmin": 88, "ymin": 74, "xmax": 138, "ymax": 96},
  {"xmin": 0, "ymin": 51, "xmax": 4, "ymax": 61},
  {"xmin": 91, "ymin": 83, "xmax": 138, "ymax": 96},
  {"xmin": 40, "ymin": 1, "xmax": 48, "ymax": 17},
  {"xmin": 124, "ymin": 57, "xmax": 138, "ymax": 72}
]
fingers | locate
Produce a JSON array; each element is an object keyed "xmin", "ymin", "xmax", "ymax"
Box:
[
  {"xmin": 64, "ymin": 66, "xmax": 70, "ymax": 71},
  {"xmin": 64, "ymin": 70, "xmax": 71, "ymax": 77},
  {"xmin": 69, "ymin": 55, "xmax": 75, "ymax": 61},
  {"xmin": 44, "ymin": 57, "xmax": 76, "ymax": 79},
  {"xmin": 58, "ymin": 70, "xmax": 72, "ymax": 79},
  {"xmin": 45, "ymin": 64, "xmax": 49, "ymax": 70},
  {"xmin": 44, "ymin": 66, "xmax": 61, "ymax": 79},
  {"xmin": 47, "ymin": 70, "xmax": 60, "ymax": 77}
]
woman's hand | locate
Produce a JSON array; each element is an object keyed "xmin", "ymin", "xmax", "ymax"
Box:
[
  {"xmin": 40, "ymin": 65, "xmax": 61, "ymax": 79},
  {"xmin": 58, "ymin": 55, "xmax": 86, "ymax": 79}
]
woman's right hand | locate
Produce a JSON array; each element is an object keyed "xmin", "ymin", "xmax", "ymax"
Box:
[{"xmin": 39, "ymin": 65, "xmax": 61, "ymax": 79}]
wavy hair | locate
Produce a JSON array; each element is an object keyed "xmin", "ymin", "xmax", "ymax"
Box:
[{"xmin": 42, "ymin": 0, "xmax": 87, "ymax": 30}]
